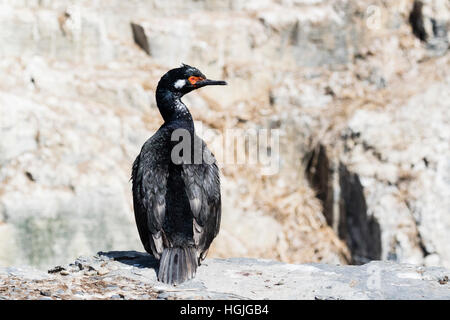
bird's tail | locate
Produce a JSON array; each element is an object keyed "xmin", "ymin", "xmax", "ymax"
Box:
[{"xmin": 158, "ymin": 246, "xmax": 198, "ymax": 285}]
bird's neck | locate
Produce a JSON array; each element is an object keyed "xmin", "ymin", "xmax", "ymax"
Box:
[{"xmin": 156, "ymin": 88, "xmax": 193, "ymax": 125}]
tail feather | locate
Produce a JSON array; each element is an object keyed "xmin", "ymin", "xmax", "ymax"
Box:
[{"xmin": 158, "ymin": 247, "xmax": 198, "ymax": 285}]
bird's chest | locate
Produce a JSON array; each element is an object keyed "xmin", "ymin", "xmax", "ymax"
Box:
[
  {"xmin": 167, "ymin": 165, "xmax": 185, "ymax": 190},
  {"xmin": 165, "ymin": 164, "xmax": 190, "ymax": 211}
]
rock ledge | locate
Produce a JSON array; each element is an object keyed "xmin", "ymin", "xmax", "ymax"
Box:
[{"xmin": 1, "ymin": 251, "xmax": 449, "ymax": 300}]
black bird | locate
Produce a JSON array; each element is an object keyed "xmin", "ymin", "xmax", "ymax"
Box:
[{"xmin": 131, "ymin": 64, "xmax": 226, "ymax": 285}]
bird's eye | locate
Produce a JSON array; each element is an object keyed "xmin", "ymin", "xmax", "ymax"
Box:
[{"xmin": 188, "ymin": 76, "xmax": 204, "ymax": 85}]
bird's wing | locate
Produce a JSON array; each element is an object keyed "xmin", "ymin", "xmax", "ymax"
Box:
[
  {"xmin": 131, "ymin": 130, "xmax": 170, "ymax": 259},
  {"xmin": 181, "ymin": 138, "xmax": 221, "ymax": 261}
]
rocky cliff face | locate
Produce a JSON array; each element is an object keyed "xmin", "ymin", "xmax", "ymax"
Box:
[
  {"xmin": 0, "ymin": 0, "xmax": 449, "ymax": 270},
  {"xmin": 1, "ymin": 251, "xmax": 449, "ymax": 300}
]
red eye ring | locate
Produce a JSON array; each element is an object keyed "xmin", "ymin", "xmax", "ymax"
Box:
[{"xmin": 188, "ymin": 76, "xmax": 203, "ymax": 85}]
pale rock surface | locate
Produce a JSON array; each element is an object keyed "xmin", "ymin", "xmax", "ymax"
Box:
[
  {"xmin": 1, "ymin": 251, "xmax": 449, "ymax": 300},
  {"xmin": 338, "ymin": 76, "xmax": 450, "ymax": 266}
]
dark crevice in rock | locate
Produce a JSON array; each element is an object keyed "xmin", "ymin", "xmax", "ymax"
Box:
[
  {"xmin": 338, "ymin": 164, "xmax": 382, "ymax": 264},
  {"xmin": 305, "ymin": 144, "xmax": 334, "ymax": 227},
  {"xmin": 408, "ymin": 0, "xmax": 449, "ymax": 53},
  {"xmin": 409, "ymin": 1, "xmax": 427, "ymax": 42},
  {"xmin": 131, "ymin": 23, "xmax": 151, "ymax": 56},
  {"xmin": 305, "ymin": 144, "xmax": 382, "ymax": 265},
  {"xmin": 418, "ymin": 233, "xmax": 431, "ymax": 258},
  {"xmin": 25, "ymin": 171, "xmax": 35, "ymax": 182},
  {"xmin": 403, "ymin": 200, "xmax": 432, "ymax": 259}
]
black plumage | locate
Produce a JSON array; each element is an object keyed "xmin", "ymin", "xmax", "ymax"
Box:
[{"xmin": 131, "ymin": 64, "xmax": 226, "ymax": 285}]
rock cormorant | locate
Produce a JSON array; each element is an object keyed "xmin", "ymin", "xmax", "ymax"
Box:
[{"xmin": 131, "ymin": 64, "xmax": 226, "ymax": 285}]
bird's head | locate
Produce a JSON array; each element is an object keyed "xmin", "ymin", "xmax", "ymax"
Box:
[{"xmin": 157, "ymin": 64, "xmax": 227, "ymax": 96}]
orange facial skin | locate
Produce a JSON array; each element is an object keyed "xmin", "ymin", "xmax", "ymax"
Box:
[{"xmin": 188, "ymin": 76, "xmax": 204, "ymax": 85}]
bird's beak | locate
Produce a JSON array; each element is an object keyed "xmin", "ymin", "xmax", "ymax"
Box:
[{"xmin": 195, "ymin": 79, "xmax": 227, "ymax": 88}]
